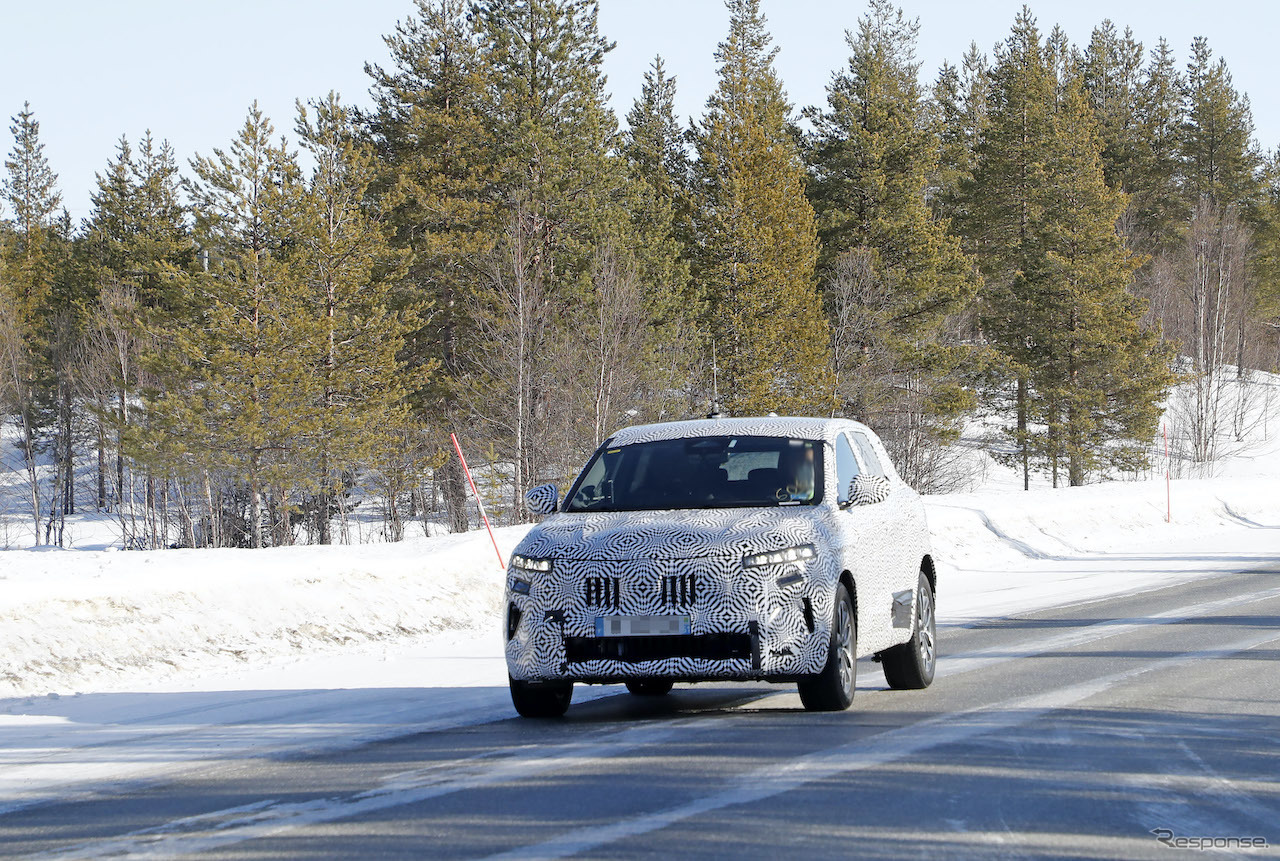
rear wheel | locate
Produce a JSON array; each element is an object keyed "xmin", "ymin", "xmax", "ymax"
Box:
[
  {"xmin": 798, "ymin": 583, "xmax": 856, "ymax": 712},
  {"xmin": 880, "ymin": 571, "xmax": 936, "ymax": 690},
  {"xmin": 509, "ymin": 676, "xmax": 573, "ymax": 718},
  {"xmin": 625, "ymin": 679, "xmax": 674, "ymax": 696}
]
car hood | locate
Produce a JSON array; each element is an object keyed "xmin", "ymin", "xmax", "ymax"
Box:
[{"xmin": 513, "ymin": 507, "xmax": 829, "ymax": 562}]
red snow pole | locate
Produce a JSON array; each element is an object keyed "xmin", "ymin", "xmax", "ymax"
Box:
[
  {"xmin": 451, "ymin": 433, "xmax": 506, "ymax": 572},
  {"xmin": 1163, "ymin": 423, "xmax": 1171, "ymax": 523}
]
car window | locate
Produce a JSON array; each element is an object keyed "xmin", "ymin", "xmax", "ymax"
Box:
[
  {"xmin": 852, "ymin": 431, "xmax": 886, "ymax": 478},
  {"xmin": 569, "ymin": 450, "xmax": 612, "ymax": 509},
  {"xmin": 835, "ymin": 434, "xmax": 860, "ymax": 504},
  {"xmin": 565, "ymin": 436, "xmax": 824, "ymax": 511}
]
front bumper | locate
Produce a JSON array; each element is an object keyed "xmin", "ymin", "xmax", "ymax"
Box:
[{"xmin": 504, "ymin": 555, "xmax": 834, "ymax": 682}]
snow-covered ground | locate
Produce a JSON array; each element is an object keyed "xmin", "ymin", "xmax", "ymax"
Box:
[{"xmin": 1, "ymin": 373, "xmax": 1278, "ymax": 814}]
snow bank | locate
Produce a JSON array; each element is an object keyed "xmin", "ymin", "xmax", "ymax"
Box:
[
  {"xmin": 3, "ymin": 470, "xmax": 1276, "ymax": 699},
  {"xmin": 929, "ymin": 476, "xmax": 1276, "ymax": 570},
  {"xmin": 928, "ymin": 476, "xmax": 1279, "ymax": 622},
  {"xmin": 0, "ymin": 527, "xmax": 530, "ymax": 699}
]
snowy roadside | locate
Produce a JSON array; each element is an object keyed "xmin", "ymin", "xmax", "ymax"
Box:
[
  {"xmin": 2, "ymin": 472, "xmax": 1277, "ymax": 701},
  {"xmin": 4, "ymin": 370, "xmax": 1277, "ymax": 814},
  {"xmin": 0, "ymin": 472, "xmax": 1276, "ymax": 815},
  {"xmin": 0, "ymin": 526, "xmax": 531, "ymax": 701},
  {"xmin": 0, "ymin": 489, "xmax": 1275, "ymax": 817},
  {"xmin": 929, "ymin": 474, "xmax": 1279, "ymax": 622}
]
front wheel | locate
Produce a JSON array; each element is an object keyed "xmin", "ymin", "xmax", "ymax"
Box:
[
  {"xmin": 880, "ymin": 571, "xmax": 936, "ymax": 689},
  {"xmin": 509, "ymin": 676, "xmax": 573, "ymax": 718},
  {"xmin": 625, "ymin": 679, "xmax": 674, "ymax": 696},
  {"xmin": 798, "ymin": 583, "xmax": 856, "ymax": 711}
]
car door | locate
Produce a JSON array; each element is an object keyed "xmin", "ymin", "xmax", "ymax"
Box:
[
  {"xmin": 832, "ymin": 431, "xmax": 897, "ymax": 654},
  {"xmin": 851, "ymin": 429, "xmax": 921, "ymax": 632}
]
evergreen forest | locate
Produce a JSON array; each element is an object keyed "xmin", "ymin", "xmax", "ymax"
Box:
[{"xmin": 2, "ymin": 0, "xmax": 1277, "ymax": 548}]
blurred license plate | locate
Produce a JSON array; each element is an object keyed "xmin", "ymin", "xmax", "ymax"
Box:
[{"xmin": 595, "ymin": 615, "xmax": 690, "ymax": 637}]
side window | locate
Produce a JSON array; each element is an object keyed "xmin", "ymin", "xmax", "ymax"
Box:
[
  {"xmin": 572, "ymin": 448, "xmax": 616, "ymax": 508},
  {"xmin": 852, "ymin": 432, "xmax": 886, "ymax": 479},
  {"xmin": 835, "ymin": 434, "xmax": 860, "ymax": 504}
]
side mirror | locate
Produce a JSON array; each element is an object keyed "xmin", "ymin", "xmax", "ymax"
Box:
[
  {"xmin": 524, "ymin": 483, "xmax": 560, "ymax": 516},
  {"xmin": 848, "ymin": 474, "xmax": 890, "ymax": 506}
]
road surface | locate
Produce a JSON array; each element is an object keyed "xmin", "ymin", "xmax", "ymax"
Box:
[{"xmin": 3, "ymin": 564, "xmax": 1279, "ymax": 859}]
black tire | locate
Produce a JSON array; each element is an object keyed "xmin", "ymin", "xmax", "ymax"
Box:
[
  {"xmin": 880, "ymin": 570, "xmax": 937, "ymax": 690},
  {"xmin": 509, "ymin": 676, "xmax": 573, "ymax": 718},
  {"xmin": 798, "ymin": 583, "xmax": 856, "ymax": 712},
  {"xmin": 625, "ymin": 679, "xmax": 674, "ymax": 697}
]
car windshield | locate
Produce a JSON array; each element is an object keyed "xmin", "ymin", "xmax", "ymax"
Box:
[{"xmin": 565, "ymin": 436, "xmax": 824, "ymax": 512}]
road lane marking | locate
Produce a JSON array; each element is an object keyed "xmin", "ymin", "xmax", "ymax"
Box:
[
  {"xmin": 939, "ymin": 583, "xmax": 1280, "ymax": 678},
  {"xmin": 35, "ymin": 718, "xmax": 717, "ymax": 859},
  {"xmin": 29, "ymin": 586, "xmax": 1280, "ymax": 858},
  {"xmin": 487, "ymin": 627, "xmax": 1280, "ymax": 860}
]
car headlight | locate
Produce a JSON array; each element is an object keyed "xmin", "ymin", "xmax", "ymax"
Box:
[
  {"xmin": 511, "ymin": 553, "xmax": 553, "ymax": 573},
  {"xmin": 742, "ymin": 544, "xmax": 816, "ymax": 568}
]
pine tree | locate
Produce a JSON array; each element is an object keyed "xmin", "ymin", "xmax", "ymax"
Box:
[
  {"xmin": 81, "ymin": 131, "xmax": 194, "ymax": 536},
  {"xmin": 969, "ymin": 12, "xmax": 1173, "ymax": 487},
  {"xmin": 930, "ymin": 42, "xmax": 986, "ymax": 223},
  {"xmin": 624, "ymin": 56, "xmax": 695, "ymax": 257},
  {"xmin": 130, "ymin": 133, "xmax": 194, "ymax": 312},
  {"xmin": 2, "ymin": 105, "xmax": 61, "ymax": 221},
  {"xmin": 1, "ymin": 102, "xmax": 63, "ymax": 539},
  {"xmin": 365, "ymin": 0, "xmax": 498, "ymax": 532},
  {"xmin": 963, "ymin": 9, "xmax": 1056, "ymax": 488},
  {"xmin": 471, "ymin": 0, "xmax": 672, "ymax": 498},
  {"xmin": 692, "ymin": 0, "xmax": 833, "ymax": 416},
  {"xmin": 2, "ymin": 102, "xmax": 61, "ymax": 308},
  {"xmin": 1035, "ymin": 74, "xmax": 1174, "ymax": 484},
  {"xmin": 1182, "ymin": 38, "xmax": 1260, "ymax": 210},
  {"xmin": 1083, "ymin": 21, "xmax": 1144, "ymax": 193},
  {"xmin": 621, "ymin": 55, "xmax": 701, "ymax": 420},
  {"xmin": 805, "ymin": 0, "xmax": 980, "ymax": 489},
  {"xmin": 1180, "ymin": 39, "xmax": 1264, "ymax": 382},
  {"xmin": 1132, "ymin": 38, "xmax": 1187, "ymax": 251},
  {"xmin": 83, "ymin": 132, "xmax": 193, "ymax": 352},
  {"xmin": 1254, "ymin": 149, "xmax": 1280, "ymax": 333},
  {"xmin": 295, "ymin": 92, "xmax": 416, "ymax": 543},
  {"xmin": 146, "ymin": 104, "xmax": 324, "ymax": 548},
  {"xmin": 85, "ymin": 137, "xmax": 135, "ymax": 278},
  {"xmin": 475, "ymin": 0, "xmax": 626, "ymax": 262}
]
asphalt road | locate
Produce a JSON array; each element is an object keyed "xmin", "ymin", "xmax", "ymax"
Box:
[{"xmin": 5, "ymin": 565, "xmax": 1280, "ymax": 860}]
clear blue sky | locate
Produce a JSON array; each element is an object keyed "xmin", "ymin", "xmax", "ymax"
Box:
[{"xmin": 2, "ymin": 1, "xmax": 1276, "ymax": 224}]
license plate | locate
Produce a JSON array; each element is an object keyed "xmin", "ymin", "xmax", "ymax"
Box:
[{"xmin": 595, "ymin": 615, "xmax": 691, "ymax": 637}]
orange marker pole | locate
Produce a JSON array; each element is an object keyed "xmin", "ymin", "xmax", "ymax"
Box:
[{"xmin": 451, "ymin": 433, "xmax": 506, "ymax": 572}]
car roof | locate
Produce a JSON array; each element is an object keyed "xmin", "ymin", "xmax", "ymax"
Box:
[{"xmin": 607, "ymin": 416, "xmax": 871, "ymax": 447}]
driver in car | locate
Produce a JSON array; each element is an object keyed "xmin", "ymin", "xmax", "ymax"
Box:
[{"xmin": 782, "ymin": 444, "xmax": 816, "ymax": 502}]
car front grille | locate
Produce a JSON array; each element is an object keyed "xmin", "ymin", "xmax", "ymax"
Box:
[
  {"xmin": 582, "ymin": 575, "xmax": 621, "ymax": 609},
  {"xmin": 660, "ymin": 573, "xmax": 698, "ymax": 607}
]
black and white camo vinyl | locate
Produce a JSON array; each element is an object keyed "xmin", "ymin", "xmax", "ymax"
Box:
[
  {"xmin": 523, "ymin": 482, "xmax": 558, "ymax": 515},
  {"xmin": 504, "ymin": 417, "xmax": 934, "ymax": 684}
]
